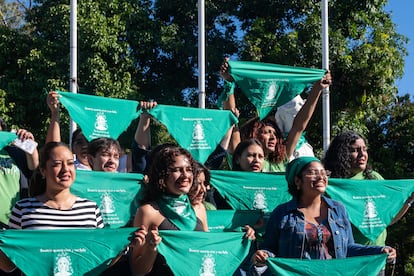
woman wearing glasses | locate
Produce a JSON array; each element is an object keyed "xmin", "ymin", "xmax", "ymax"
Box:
[
  {"xmin": 322, "ymin": 131, "xmax": 413, "ymax": 275},
  {"xmin": 252, "ymin": 157, "xmax": 396, "ymax": 274}
]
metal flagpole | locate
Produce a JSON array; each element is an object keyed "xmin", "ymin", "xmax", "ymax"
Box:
[
  {"xmin": 321, "ymin": 0, "xmax": 330, "ymax": 152},
  {"xmin": 69, "ymin": 0, "xmax": 78, "ymax": 147},
  {"xmin": 198, "ymin": 0, "xmax": 206, "ymax": 108}
]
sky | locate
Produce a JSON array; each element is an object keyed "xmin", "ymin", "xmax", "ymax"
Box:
[{"xmin": 385, "ymin": 1, "xmax": 414, "ymax": 97}]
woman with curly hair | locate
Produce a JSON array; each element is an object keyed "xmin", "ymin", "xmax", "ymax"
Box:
[
  {"xmin": 322, "ymin": 131, "xmax": 414, "ymax": 275},
  {"xmin": 130, "ymin": 146, "xmax": 255, "ymax": 275},
  {"xmin": 239, "ymin": 118, "xmax": 286, "ymax": 172},
  {"xmin": 220, "ymin": 58, "xmax": 332, "ymax": 173},
  {"xmin": 322, "ymin": 130, "xmax": 383, "ymax": 180}
]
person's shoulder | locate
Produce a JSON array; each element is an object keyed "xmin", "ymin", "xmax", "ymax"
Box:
[
  {"xmin": 75, "ymin": 197, "xmax": 99, "ymax": 206},
  {"xmin": 323, "ymin": 196, "xmax": 346, "ymax": 210},
  {"xmin": 135, "ymin": 201, "xmax": 164, "ymax": 226},
  {"xmin": 15, "ymin": 196, "xmax": 40, "ymax": 206},
  {"xmin": 139, "ymin": 202, "xmax": 160, "ymax": 215},
  {"xmin": 369, "ymin": 170, "xmax": 384, "ymax": 180},
  {"xmin": 271, "ymin": 199, "xmax": 296, "ymax": 215}
]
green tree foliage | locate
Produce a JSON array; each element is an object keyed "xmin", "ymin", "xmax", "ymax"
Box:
[{"xmin": 0, "ymin": 1, "xmax": 413, "ymax": 272}]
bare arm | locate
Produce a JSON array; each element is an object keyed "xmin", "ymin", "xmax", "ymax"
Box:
[
  {"xmin": 390, "ymin": 192, "xmax": 414, "ymax": 225},
  {"xmin": 285, "ymin": 72, "xmax": 332, "ymax": 158},
  {"xmin": 45, "ymin": 91, "xmax": 61, "ymax": 143},
  {"xmin": 130, "ymin": 205, "xmax": 162, "ymax": 275},
  {"xmin": 134, "ymin": 101, "xmax": 157, "ymax": 150},
  {"xmin": 221, "ymin": 58, "xmax": 241, "ymax": 154},
  {"xmin": 0, "ymin": 249, "xmax": 16, "ymax": 273}
]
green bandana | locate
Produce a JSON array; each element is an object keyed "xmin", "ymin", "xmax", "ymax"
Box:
[
  {"xmin": 0, "ymin": 228, "xmax": 135, "ymax": 275},
  {"xmin": 57, "ymin": 91, "xmax": 141, "ymax": 141},
  {"xmin": 285, "ymin": 156, "xmax": 320, "ymax": 187},
  {"xmin": 206, "ymin": 210, "xmax": 262, "ymax": 232},
  {"xmin": 70, "ymin": 170, "xmax": 144, "ymax": 228},
  {"xmin": 157, "ymin": 194, "xmax": 197, "ymax": 230},
  {"xmin": 266, "ymin": 254, "xmax": 387, "ymax": 276},
  {"xmin": 157, "ymin": 230, "xmax": 251, "ymax": 276},
  {"xmin": 327, "ymin": 178, "xmax": 414, "ymax": 242},
  {"xmin": 0, "ymin": 131, "xmax": 17, "ymax": 150},
  {"xmin": 225, "ymin": 61, "xmax": 326, "ymax": 119},
  {"xmin": 210, "ymin": 170, "xmax": 292, "ymax": 212},
  {"xmin": 148, "ymin": 105, "xmax": 238, "ymax": 163}
]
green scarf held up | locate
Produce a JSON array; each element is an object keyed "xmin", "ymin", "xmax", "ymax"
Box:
[
  {"xmin": 148, "ymin": 105, "xmax": 238, "ymax": 163},
  {"xmin": 157, "ymin": 194, "xmax": 197, "ymax": 230},
  {"xmin": 327, "ymin": 178, "xmax": 414, "ymax": 242},
  {"xmin": 210, "ymin": 170, "xmax": 292, "ymax": 213},
  {"xmin": 57, "ymin": 91, "xmax": 141, "ymax": 141},
  {"xmin": 266, "ymin": 254, "xmax": 387, "ymax": 276},
  {"xmin": 0, "ymin": 228, "xmax": 135, "ymax": 276},
  {"xmin": 206, "ymin": 209, "xmax": 263, "ymax": 233},
  {"xmin": 70, "ymin": 170, "xmax": 145, "ymax": 228},
  {"xmin": 0, "ymin": 131, "xmax": 17, "ymax": 150},
  {"xmin": 223, "ymin": 61, "xmax": 326, "ymax": 119},
  {"xmin": 157, "ymin": 230, "xmax": 251, "ymax": 276}
]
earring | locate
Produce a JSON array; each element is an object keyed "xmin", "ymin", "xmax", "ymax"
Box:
[
  {"xmin": 296, "ymin": 186, "xmax": 300, "ymax": 190},
  {"xmin": 158, "ymin": 179, "xmax": 165, "ymax": 192}
]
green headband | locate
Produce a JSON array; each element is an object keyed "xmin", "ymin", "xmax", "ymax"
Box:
[{"xmin": 285, "ymin": 156, "xmax": 321, "ymax": 187}]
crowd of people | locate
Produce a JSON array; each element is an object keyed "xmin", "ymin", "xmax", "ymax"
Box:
[{"xmin": 0, "ymin": 59, "xmax": 413, "ymax": 276}]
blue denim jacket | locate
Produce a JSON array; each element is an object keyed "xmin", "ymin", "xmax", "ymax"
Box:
[{"xmin": 260, "ymin": 195, "xmax": 384, "ymax": 259}]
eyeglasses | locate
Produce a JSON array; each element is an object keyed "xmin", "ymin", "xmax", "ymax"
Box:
[{"xmin": 303, "ymin": 169, "xmax": 331, "ymax": 178}]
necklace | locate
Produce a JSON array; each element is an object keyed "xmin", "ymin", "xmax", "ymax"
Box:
[{"xmin": 40, "ymin": 194, "xmax": 76, "ymax": 210}]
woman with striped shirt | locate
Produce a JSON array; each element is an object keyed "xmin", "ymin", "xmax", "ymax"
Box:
[{"xmin": 0, "ymin": 142, "xmax": 103, "ymax": 272}]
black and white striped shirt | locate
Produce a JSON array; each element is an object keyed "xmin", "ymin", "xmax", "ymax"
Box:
[{"xmin": 8, "ymin": 197, "xmax": 104, "ymax": 229}]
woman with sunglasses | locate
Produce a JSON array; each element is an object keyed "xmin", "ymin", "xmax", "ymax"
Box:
[{"xmin": 252, "ymin": 157, "xmax": 396, "ymax": 275}]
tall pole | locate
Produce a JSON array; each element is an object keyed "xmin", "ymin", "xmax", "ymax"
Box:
[
  {"xmin": 321, "ymin": 0, "xmax": 330, "ymax": 152},
  {"xmin": 69, "ymin": 0, "xmax": 77, "ymax": 146},
  {"xmin": 197, "ymin": 0, "xmax": 206, "ymax": 108}
]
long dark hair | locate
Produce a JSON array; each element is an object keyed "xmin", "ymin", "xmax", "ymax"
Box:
[
  {"xmin": 322, "ymin": 131, "xmax": 375, "ymax": 179},
  {"xmin": 30, "ymin": 142, "xmax": 72, "ymax": 196}
]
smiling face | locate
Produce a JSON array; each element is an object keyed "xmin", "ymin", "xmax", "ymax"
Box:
[
  {"xmin": 349, "ymin": 138, "xmax": 368, "ymax": 175},
  {"xmin": 296, "ymin": 161, "xmax": 329, "ymax": 197},
  {"xmin": 238, "ymin": 144, "xmax": 265, "ymax": 172},
  {"xmin": 89, "ymin": 145, "xmax": 120, "ymax": 172},
  {"xmin": 40, "ymin": 145, "xmax": 76, "ymax": 192},
  {"xmin": 164, "ymin": 154, "xmax": 194, "ymax": 196},
  {"xmin": 189, "ymin": 171, "xmax": 207, "ymax": 205}
]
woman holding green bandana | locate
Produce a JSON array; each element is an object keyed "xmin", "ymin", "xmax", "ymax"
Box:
[
  {"xmin": 221, "ymin": 58, "xmax": 332, "ymax": 173},
  {"xmin": 323, "ymin": 131, "xmax": 412, "ymax": 275},
  {"xmin": 130, "ymin": 146, "xmax": 255, "ymax": 275},
  {"xmin": 251, "ymin": 157, "xmax": 396, "ymax": 275}
]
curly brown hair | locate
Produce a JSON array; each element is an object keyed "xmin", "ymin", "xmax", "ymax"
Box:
[
  {"xmin": 240, "ymin": 117, "xmax": 286, "ymax": 163},
  {"xmin": 322, "ymin": 131, "xmax": 376, "ymax": 179},
  {"xmin": 141, "ymin": 146, "xmax": 196, "ymax": 203}
]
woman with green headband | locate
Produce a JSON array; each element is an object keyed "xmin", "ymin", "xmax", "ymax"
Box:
[{"xmin": 251, "ymin": 157, "xmax": 396, "ymax": 275}]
